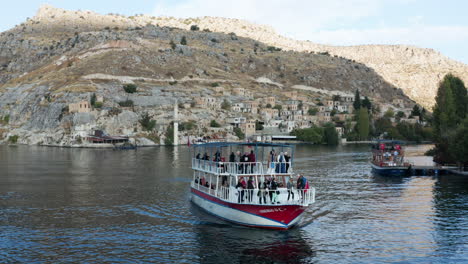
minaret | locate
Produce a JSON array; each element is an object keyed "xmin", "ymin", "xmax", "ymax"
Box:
[{"xmin": 173, "ymin": 99, "xmax": 179, "ymax": 146}]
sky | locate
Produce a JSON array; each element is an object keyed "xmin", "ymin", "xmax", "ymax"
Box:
[{"xmin": 1, "ymin": 0, "xmax": 467, "ymax": 64}]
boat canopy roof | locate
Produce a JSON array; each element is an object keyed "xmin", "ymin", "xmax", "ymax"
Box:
[{"xmin": 192, "ymin": 142, "xmax": 294, "ymax": 149}]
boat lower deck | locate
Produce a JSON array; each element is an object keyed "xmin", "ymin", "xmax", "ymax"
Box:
[
  {"xmin": 191, "ymin": 187, "xmax": 306, "ymax": 229},
  {"xmin": 371, "ymin": 163, "xmax": 456, "ymax": 176}
]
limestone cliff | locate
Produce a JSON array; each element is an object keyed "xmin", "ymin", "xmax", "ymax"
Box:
[
  {"xmin": 0, "ymin": 5, "xmax": 425, "ymax": 145},
  {"xmin": 9, "ymin": 4, "xmax": 464, "ymax": 109}
]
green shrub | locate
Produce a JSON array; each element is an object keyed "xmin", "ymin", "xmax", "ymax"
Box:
[
  {"xmin": 8, "ymin": 135, "xmax": 19, "ymax": 144},
  {"xmin": 170, "ymin": 40, "xmax": 176, "ymax": 50},
  {"xmin": 146, "ymin": 133, "xmax": 160, "ymax": 144},
  {"xmin": 221, "ymin": 99, "xmax": 231, "ymax": 110},
  {"xmin": 211, "ymin": 38, "xmax": 218, "ymax": 43},
  {"xmin": 190, "ymin": 25, "xmax": 199, "ymax": 31},
  {"xmin": 90, "ymin": 93, "xmax": 96, "ymax": 106},
  {"xmin": 308, "ymin": 108, "xmax": 318, "ymax": 115},
  {"xmin": 210, "ymin": 120, "xmax": 221, "ymax": 127},
  {"xmin": 164, "ymin": 124, "xmax": 174, "ymax": 145},
  {"xmin": 139, "ymin": 113, "xmax": 156, "ymax": 131},
  {"xmin": 169, "ymin": 81, "xmax": 178, "ymax": 85},
  {"xmin": 180, "ymin": 120, "xmax": 197, "ymax": 131},
  {"xmin": 210, "ymin": 82, "xmax": 220, "ymax": 87},
  {"xmin": 118, "ymin": 99, "xmax": 134, "ymax": 107},
  {"xmin": 273, "ymin": 105, "xmax": 282, "ymax": 110},
  {"xmin": 180, "ymin": 36, "xmax": 187, "ymax": 45},
  {"xmin": 123, "ymin": 84, "xmax": 137, "ymax": 93},
  {"xmin": 4, "ymin": 115, "xmax": 10, "ymax": 123},
  {"xmin": 233, "ymin": 127, "xmax": 245, "ymax": 140},
  {"xmin": 94, "ymin": 102, "xmax": 103, "ymax": 108},
  {"xmin": 267, "ymin": 46, "xmax": 282, "ymax": 52}
]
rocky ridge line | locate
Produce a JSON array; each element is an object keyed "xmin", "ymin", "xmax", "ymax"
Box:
[{"xmin": 14, "ymin": 4, "xmax": 468, "ymax": 110}]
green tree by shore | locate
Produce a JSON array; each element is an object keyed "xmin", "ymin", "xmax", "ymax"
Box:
[{"xmin": 432, "ymin": 74, "xmax": 468, "ymax": 166}]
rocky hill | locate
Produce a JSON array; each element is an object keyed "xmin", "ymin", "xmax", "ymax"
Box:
[
  {"xmin": 11, "ymin": 4, "xmax": 465, "ymax": 109},
  {"xmin": 0, "ymin": 5, "xmax": 421, "ymax": 145}
]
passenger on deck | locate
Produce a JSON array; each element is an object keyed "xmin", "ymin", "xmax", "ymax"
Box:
[
  {"xmin": 276, "ymin": 152, "xmax": 286, "ymax": 173},
  {"xmin": 247, "ymin": 176, "xmax": 255, "ymax": 202},
  {"xmin": 236, "ymin": 176, "xmax": 246, "ymax": 203},
  {"xmin": 284, "ymin": 152, "xmax": 291, "ymax": 173},
  {"xmin": 271, "ymin": 177, "xmax": 279, "ymax": 204},
  {"xmin": 203, "ymin": 152, "xmax": 209, "ymax": 160},
  {"xmin": 196, "ymin": 153, "xmax": 201, "ymax": 159},
  {"xmin": 287, "ymin": 177, "xmax": 295, "ymax": 201},
  {"xmin": 201, "ymin": 176, "xmax": 206, "ymax": 187},
  {"xmin": 269, "ymin": 149, "xmax": 276, "ymax": 173},
  {"xmin": 214, "ymin": 150, "xmax": 221, "ymax": 162},
  {"xmin": 249, "ymin": 150, "xmax": 256, "ymax": 173},
  {"xmin": 258, "ymin": 180, "xmax": 268, "ymax": 204},
  {"xmin": 266, "ymin": 177, "xmax": 273, "ymax": 202},
  {"xmin": 235, "ymin": 151, "xmax": 242, "ymax": 173},
  {"xmin": 241, "ymin": 152, "xmax": 250, "ymax": 174},
  {"xmin": 297, "ymin": 174, "xmax": 307, "ymax": 200},
  {"xmin": 229, "ymin": 152, "xmax": 235, "ymax": 162},
  {"xmin": 297, "ymin": 174, "xmax": 309, "ymax": 200}
]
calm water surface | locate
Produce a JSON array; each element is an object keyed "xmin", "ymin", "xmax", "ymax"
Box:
[{"xmin": 0, "ymin": 145, "xmax": 467, "ymax": 263}]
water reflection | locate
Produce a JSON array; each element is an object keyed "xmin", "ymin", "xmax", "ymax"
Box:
[
  {"xmin": 0, "ymin": 145, "xmax": 467, "ymax": 263},
  {"xmin": 191, "ymin": 204, "xmax": 315, "ymax": 263}
]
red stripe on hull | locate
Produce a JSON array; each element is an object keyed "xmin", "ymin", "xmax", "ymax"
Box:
[{"xmin": 191, "ymin": 188, "xmax": 306, "ymax": 226}]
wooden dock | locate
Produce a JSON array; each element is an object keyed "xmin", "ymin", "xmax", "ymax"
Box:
[{"xmin": 408, "ymin": 165, "xmax": 458, "ymax": 176}]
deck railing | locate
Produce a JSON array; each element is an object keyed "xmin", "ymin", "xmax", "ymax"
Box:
[
  {"xmin": 192, "ymin": 159, "xmax": 293, "ymax": 175},
  {"xmin": 192, "ymin": 182, "xmax": 314, "ymax": 206}
]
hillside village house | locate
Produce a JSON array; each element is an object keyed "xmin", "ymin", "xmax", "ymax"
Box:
[
  {"xmin": 195, "ymin": 97, "xmax": 219, "ymax": 109},
  {"xmin": 282, "ymin": 91, "xmax": 298, "ymax": 100},
  {"xmin": 69, "ymin": 101, "xmax": 91, "ymax": 113},
  {"xmin": 340, "ymin": 95, "xmax": 354, "ymax": 103},
  {"xmin": 228, "ymin": 116, "xmax": 247, "ymax": 127},
  {"xmin": 265, "ymin": 96, "xmax": 276, "ymax": 106},
  {"xmin": 232, "ymin": 103, "xmax": 243, "ymax": 112},
  {"xmin": 213, "ymin": 86, "xmax": 224, "ymax": 93},
  {"xmin": 335, "ymin": 113, "xmax": 352, "ymax": 122},
  {"xmin": 393, "ymin": 98, "xmax": 405, "ymax": 108},
  {"xmin": 318, "ymin": 112, "xmax": 332, "ymax": 123},
  {"xmin": 260, "ymin": 108, "xmax": 279, "ymax": 120},
  {"xmin": 240, "ymin": 121, "xmax": 256, "ymax": 136},
  {"xmin": 233, "ymin": 87, "xmax": 246, "ymax": 96},
  {"xmin": 336, "ymin": 104, "xmax": 349, "ymax": 112},
  {"xmin": 285, "ymin": 100, "xmax": 300, "ymax": 111}
]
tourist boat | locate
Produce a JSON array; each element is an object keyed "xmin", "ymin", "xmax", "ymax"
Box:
[
  {"xmin": 371, "ymin": 141, "xmax": 411, "ymax": 176},
  {"xmin": 190, "ymin": 142, "xmax": 315, "ymax": 230}
]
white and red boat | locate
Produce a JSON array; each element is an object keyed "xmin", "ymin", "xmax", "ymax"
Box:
[{"xmin": 190, "ymin": 142, "xmax": 315, "ymax": 230}]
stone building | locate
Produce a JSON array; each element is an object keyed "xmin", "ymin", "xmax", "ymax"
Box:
[
  {"xmin": 69, "ymin": 101, "xmax": 91, "ymax": 113},
  {"xmin": 240, "ymin": 121, "xmax": 256, "ymax": 136}
]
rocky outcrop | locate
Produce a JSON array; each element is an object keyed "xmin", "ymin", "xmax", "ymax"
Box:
[
  {"xmin": 8, "ymin": 4, "xmax": 465, "ymax": 109},
  {"xmin": 0, "ymin": 5, "xmax": 431, "ymax": 146}
]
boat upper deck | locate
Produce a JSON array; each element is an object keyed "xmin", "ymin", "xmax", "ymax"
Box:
[{"xmin": 191, "ymin": 142, "xmax": 295, "ymax": 176}]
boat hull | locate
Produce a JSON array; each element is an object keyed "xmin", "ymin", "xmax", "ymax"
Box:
[
  {"xmin": 191, "ymin": 188, "xmax": 307, "ymax": 230},
  {"xmin": 371, "ymin": 163, "xmax": 409, "ymax": 176}
]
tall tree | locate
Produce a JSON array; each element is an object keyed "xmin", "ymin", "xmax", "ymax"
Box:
[
  {"xmin": 361, "ymin": 96, "xmax": 372, "ymax": 110},
  {"xmin": 353, "ymin": 90, "xmax": 361, "ymax": 111},
  {"xmin": 448, "ymin": 117, "xmax": 468, "ymax": 168},
  {"xmin": 433, "ymin": 74, "xmax": 467, "ymax": 164},
  {"xmin": 357, "ymin": 108, "xmax": 369, "ymax": 140},
  {"xmin": 324, "ymin": 123, "xmax": 339, "ymax": 145}
]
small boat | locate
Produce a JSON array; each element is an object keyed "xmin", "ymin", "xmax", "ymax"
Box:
[
  {"xmin": 113, "ymin": 142, "xmax": 137, "ymax": 150},
  {"xmin": 371, "ymin": 141, "xmax": 411, "ymax": 176},
  {"xmin": 190, "ymin": 142, "xmax": 315, "ymax": 230}
]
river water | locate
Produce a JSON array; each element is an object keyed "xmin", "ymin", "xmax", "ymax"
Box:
[{"xmin": 0, "ymin": 145, "xmax": 467, "ymax": 263}]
